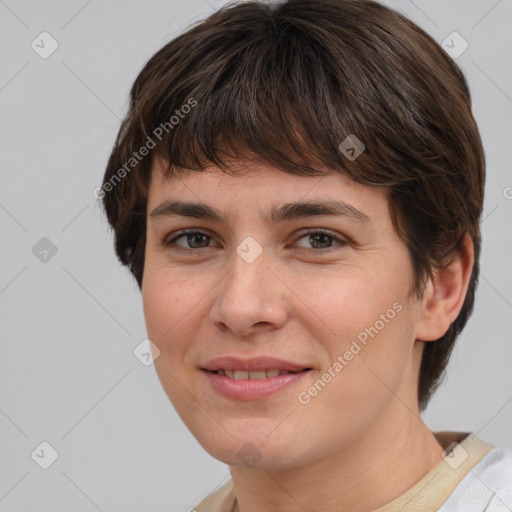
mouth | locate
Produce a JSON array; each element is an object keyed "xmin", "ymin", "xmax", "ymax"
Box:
[
  {"xmin": 201, "ymin": 367, "xmax": 313, "ymax": 400},
  {"xmin": 204, "ymin": 368, "xmax": 312, "ymax": 380},
  {"xmin": 200, "ymin": 356, "xmax": 314, "ymax": 400}
]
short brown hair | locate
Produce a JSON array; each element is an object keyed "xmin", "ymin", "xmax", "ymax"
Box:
[{"xmin": 100, "ymin": 0, "xmax": 485, "ymax": 411}]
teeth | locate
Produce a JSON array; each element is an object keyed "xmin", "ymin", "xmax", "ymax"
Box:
[
  {"xmin": 215, "ymin": 369, "xmax": 295, "ymax": 379},
  {"xmin": 248, "ymin": 370, "xmax": 267, "ymax": 380}
]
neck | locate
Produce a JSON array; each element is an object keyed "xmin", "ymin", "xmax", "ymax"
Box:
[{"xmin": 230, "ymin": 406, "xmax": 444, "ymax": 512}]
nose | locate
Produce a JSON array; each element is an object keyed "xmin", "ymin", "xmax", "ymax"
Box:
[{"xmin": 209, "ymin": 244, "xmax": 289, "ymax": 337}]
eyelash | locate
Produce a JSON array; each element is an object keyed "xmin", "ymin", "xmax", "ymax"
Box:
[{"xmin": 164, "ymin": 228, "xmax": 348, "ymax": 253}]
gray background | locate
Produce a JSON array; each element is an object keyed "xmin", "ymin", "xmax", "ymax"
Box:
[{"xmin": 0, "ymin": 0, "xmax": 511, "ymax": 510}]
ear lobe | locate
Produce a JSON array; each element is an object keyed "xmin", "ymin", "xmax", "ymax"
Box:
[{"xmin": 415, "ymin": 234, "xmax": 474, "ymax": 342}]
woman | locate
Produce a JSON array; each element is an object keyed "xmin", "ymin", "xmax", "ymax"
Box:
[{"xmin": 100, "ymin": 1, "xmax": 512, "ymax": 510}]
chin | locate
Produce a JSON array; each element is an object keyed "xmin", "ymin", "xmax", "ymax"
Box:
[{"xmin": 191, "ymin": 424, "xmax": 307, "ymax": 471}]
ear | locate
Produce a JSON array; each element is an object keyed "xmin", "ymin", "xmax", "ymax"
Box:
[{"xmin": 415, "ymin": 234, "xmax": 474, "ymax": 342}]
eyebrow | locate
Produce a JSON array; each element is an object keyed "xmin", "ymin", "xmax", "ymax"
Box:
[{"xmin": 149, "ymin": 199, "xmax": 371, "ymax": 225}]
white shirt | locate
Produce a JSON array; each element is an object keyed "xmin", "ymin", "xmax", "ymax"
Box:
[{"xmin": 438, "ymin": 444, "xmax": 512, "ymax": 511}]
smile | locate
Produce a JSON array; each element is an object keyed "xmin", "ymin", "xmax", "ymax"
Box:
[{"xmin": 211, "ymin": 369, "xmax": 298, "ymax": 379}]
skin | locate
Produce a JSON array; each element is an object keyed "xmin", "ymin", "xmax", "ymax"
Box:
[{"xmin": 142, "ymin": 157, "xmax": 474, "ymax": 512}]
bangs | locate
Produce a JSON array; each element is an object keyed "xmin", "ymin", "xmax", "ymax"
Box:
[
  {"xmin": 122, "ymin": 0, "xmax": 458, "ymax": 189},
  {"xmin": 131, "ymin": 8, "xmax": 374, "ymax": 182}
]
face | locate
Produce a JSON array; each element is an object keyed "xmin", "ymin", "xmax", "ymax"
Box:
[{"xmin": 142, "ymin": 158, "xmax": 425, "ymax": 470}]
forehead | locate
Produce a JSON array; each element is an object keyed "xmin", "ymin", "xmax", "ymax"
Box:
[{"xmin": 147, "ymin": 158, "xmax": 388, "ymax": 220}]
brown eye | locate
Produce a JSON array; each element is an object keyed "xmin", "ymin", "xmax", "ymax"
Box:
[
  {"xmin": 166, "ymin": 230, "xmax": 213, "ymax": 249},
  {"xmin": 294, "ymin": 229, "xmax": 347, "ymax": 251}
]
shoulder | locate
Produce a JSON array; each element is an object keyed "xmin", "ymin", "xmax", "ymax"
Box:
[{"xmin": 439, "ymin": 446, "xmax": 512, "ymax": 511}]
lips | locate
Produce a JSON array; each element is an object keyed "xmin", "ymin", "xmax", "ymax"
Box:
[
  {"xmin": 201, "ymin": 356, "xmax": 313, "ymax": 399},
  {"xmin": 203, "ymin": 368, "xmax": 311, "ymax": 400}
]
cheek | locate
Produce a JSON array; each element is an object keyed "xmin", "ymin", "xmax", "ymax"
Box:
[
  {"xmin": 142, "ymin": 270, "xmax": 197, "ymax": 356},
  {"xmin": 300, "ymin": 263, "xmax": 406, "ymax": 337},
  {"xmin": 142, "ymin": 273, "xmax": 202, "ymax": 411},
  {"xmin": 301, "ymin": 265, "xmax": 415, "ymax": 391}
]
